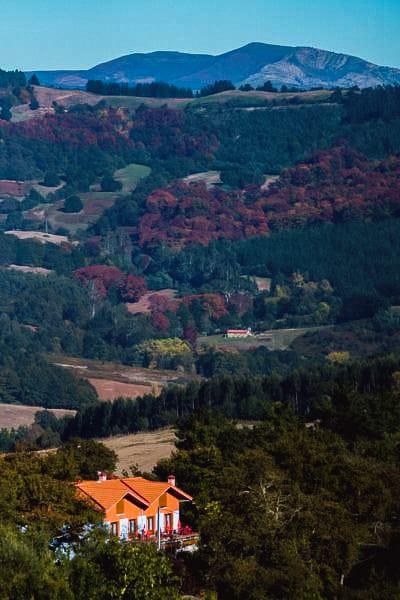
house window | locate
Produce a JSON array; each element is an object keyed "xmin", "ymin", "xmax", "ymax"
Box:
[
  {"xmin": 110, "ymin": 522, "xmax": 118, "ymax": 537},
  {"xmin": 129, "ymin": 519, "xmax": 136, "ymax": 534},
  {"xmin": 116, "ymin": 499, "xmax": 124, "ymax": 515},
  {"xmin": 165, "ymin": 513, "xmax": 173, "ymax": 530},
  {"xmin": 147, "ymin": 516, "xmax": 154, "ymax": 532}
]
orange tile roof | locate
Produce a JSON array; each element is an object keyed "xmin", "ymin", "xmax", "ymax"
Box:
[
  {"xmin": 122, "ymin": 477, "xmax": 193, "ymax": 504},
  {"xmin": 76, "ymin": 480, "xmax": 149, "ymax": 511}
]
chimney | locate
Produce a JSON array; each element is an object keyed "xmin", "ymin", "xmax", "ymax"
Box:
[
  {"xmin": 97, "ymin": 471, "xmax": 107, "ymax": 482},
  {"xmin": 168, "ymin": 474, "xmax": 176, "ymax": 487}
]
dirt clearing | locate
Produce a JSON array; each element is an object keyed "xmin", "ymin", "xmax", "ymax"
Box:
[
  {"xmin": 88, "ymin": 378, "xmax": 154, "ymax": 401},
  {"xmin": 5, "ymin": 230, "xmax": 72, "ymax": 246},
  {"xmin": 183, "ymin": 171, "xmax": 221, "ymax": 188}
]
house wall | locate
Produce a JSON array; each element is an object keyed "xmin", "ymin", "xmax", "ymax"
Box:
[
  {"xmin": 104, "ymin": 492, "xmax": 180, "ymax": 538},
  {"xmin": 227, "ymin": 332, "xmax": 249, "ymax": 338}
]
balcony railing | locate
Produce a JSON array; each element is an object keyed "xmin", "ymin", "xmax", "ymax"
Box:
[{"xmin": 128, "ymin": 527, "xmax": 199, "ymax": 552}]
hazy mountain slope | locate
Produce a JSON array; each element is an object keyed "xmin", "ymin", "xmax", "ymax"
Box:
[
  {"xmin": 26, "ymin": 43, "xmax": 400, "ymax": 90},
  {"xmin": 243, "ymin": 47, "xmax": 400, "ymax": 89},
  {"xmin": 174, "ymin": 42, "xmax": 293, "ymax": 88},
  {"xmin": 88, "ymin": 50, "xmax": 214, "ymax": 85},
  {"xmin": 26, "ymin": 70, "xmax": 88, "ymax": 88}
]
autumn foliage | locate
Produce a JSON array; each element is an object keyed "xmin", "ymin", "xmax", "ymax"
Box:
[
  {"xmin": 74, "ymin": 265, "xmax": 146, "ymax": 301},
  {"xmin": 257, "ymin": 146, "xmax": 400, "ymax": 229},
  {"xmin": 2, "ymin": 109, "xmax": 132, "ymax": 150},
  {"xmin": 137, "ymin": 147, "xmax": 400, "ymax": 248},
  {"xmin": 119, "ymin": 274, "xmax": 147, "ymax": 302},
  {"xmin": 182, "ymin": 294, "xmax": 229, "ymax": 320},
  {"xmin": 139, "ymin": 181, "xmax": 269, "ymax": 247}
]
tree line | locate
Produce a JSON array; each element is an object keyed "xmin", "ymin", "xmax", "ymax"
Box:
[
  {"xmin": 60, "ymin": 351, "xmax": 400, "ymax": 440},
  {"xmin": 86, "ymin": 79, "xmax": 194, "ymax": 98}
]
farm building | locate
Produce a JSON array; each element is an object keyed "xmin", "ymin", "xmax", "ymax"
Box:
[
  {"xmin": 76, "ymin": 473, "xmax": 193, "ymax": 543},
  {"xmin": 225, "ymin": 328, "xmax": 253, "ymax": 338}
]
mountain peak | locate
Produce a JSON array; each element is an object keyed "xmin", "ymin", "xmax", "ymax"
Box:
[{"xmin": 27, "ymin": 42, "xmax": 400, "ymax": 90}]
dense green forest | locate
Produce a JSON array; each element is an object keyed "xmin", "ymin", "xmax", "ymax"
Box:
[{"xmin": 155, "ymin": 406, "xmax": 400, "ymax": 599}]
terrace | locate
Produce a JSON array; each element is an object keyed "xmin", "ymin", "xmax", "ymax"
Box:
[{"xmin": 129, "ymin": 526, "xmax": 199, "ymax": 553}]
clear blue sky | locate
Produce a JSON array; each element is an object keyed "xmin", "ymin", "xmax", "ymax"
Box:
[{"xmin": 1, "ymin": 0, "xmax": 399, "ymax": 71}]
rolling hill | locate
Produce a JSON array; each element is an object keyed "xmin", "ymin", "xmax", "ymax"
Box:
[{"xmin": 27, "ymin": 42, "xmax": 400, "ymax": 90}]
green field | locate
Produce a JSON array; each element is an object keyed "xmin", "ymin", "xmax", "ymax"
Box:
[
  {"xmin": 198, "ymin": 326, "xmax": 329, "ymax": 351},
  {"xmin": 114, "ymin": 163, "xmax": 151, "ymax": 192},
  {"xmin": 190, "ymin": 89, "xmax": 334, "ymax": 108},
  {"xmin": 103, "ymin": 96, "xmax": 191, "ymax": 110},
  {"xmin": 103, "ymin": 89, "xmax": 334, "ymax": 111}
]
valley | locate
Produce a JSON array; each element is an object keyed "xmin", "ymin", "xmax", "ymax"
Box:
[{"xmin": 1, "ymin": 50, "xmax": 400, "ymax": 598}]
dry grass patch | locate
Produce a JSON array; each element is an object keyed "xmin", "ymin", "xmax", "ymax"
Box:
[
  {"xmin": 100, "ymin": 428, "xmax": 176, "ymax": 475},
  {"xmin": 0, "ymin": 403, "xmax": 75, "ymax": 429},
  {"xmin": 50, "ymin": 354, "xmax": 192, "ymax": 390},
  {"xmin": 5, "ymin": 230, "xmax": 72, "ymax": 246},
  {"xmin": 183, "ymin": 171, "xmax": 221, "ymax": 189},
  {"xmin": 88, "ymin": 378, "xmax": 154, "ymax": 402},
  {"xmin": 126, "ymin": 289, "xmax": 177, "ymax": 315}
]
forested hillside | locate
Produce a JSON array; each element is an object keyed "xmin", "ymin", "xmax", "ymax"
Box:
[
  {"xmin": 1, "ymin": 59, "xmax": 400, "ymax": 600},
  {"xmin": 1, "ymin": 86, "xmax": 400, "ymax": 395}
]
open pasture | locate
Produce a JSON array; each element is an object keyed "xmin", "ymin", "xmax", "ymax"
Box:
[
  {"xmin": 100, "ymin": 428, "xmax": 176, "ymax": 474},
  {"xmin": 0, "ymin": 403, "xmax": 75, "ymax": 429}
]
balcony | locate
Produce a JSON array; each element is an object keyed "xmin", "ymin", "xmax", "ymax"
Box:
[{"xmin": 128, "ymin": 527, "xmax": 199, "ymax": 552}]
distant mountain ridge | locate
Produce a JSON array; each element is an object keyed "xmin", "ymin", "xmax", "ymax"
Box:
[{"xmin": 27, "ymin": 42, "xmax": 400, "ymax": 90}]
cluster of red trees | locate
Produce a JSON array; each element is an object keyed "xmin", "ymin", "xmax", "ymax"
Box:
[
  {"xmin": 182, "ymin": 294, "xmax": 229, "ymax": 319},
  {"xmin": 74, "ymin": 265, "xmax": 146, "ymax": 301},
  {"xmin": 139, "ymin": 181, "xmax": 269, "ymax": 247},
  {"xmin": 4, "ymin": 109, "xmax": 132, "ymax": 149},
  {"xmin": 147, "ymin": 292, "xmax": 229, "ymax": 334},
  {"xmin": 256, "ymin": 147, "xmax": 400, "ymax": 228},
  {"xmin": 74, "ymin": 263, "xmax": 247, "ymax": 336},
  {"xmin": 146, "ymin": 291, "xmax": 228, "ymax": 317},
  {"xmin": 137, "ymin": 147, "xmax": 400, "ymax": 248}
]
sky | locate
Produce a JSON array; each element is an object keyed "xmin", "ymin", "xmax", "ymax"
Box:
[{"xmin": 1, "ymin": 0, "xmax": 399, "ymax": 71}]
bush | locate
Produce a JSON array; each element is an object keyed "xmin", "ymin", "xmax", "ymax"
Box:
[
  {"xmin": 63, "ymin": 195, "xmax": 83, "ymax": 213},
  {"xmin": 42, "ymin": 172, "xmax": 61, "ymax": 187},
  {"xmin": 100, "ymin": 176, "xmax": 122, "ymax": 192}
]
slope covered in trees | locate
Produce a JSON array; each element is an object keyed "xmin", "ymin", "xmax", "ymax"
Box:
[
  {"xmin": 139, "ymin": 181, "xmax": 268, "ymax": 247},
  {"xmin": 134, "ymin": 147, "xmax": 400, "ymax": 248},
  {"xmin": 0, "ymin": 106, "xmax": 133, "ymax": 182},
  {"xmin": 256, "ymin": 146, "xmax": 400, "ymax": 229},
  {"xmin": 155, "ymin": 406, "xmax": 400, "ymax": 599}
]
